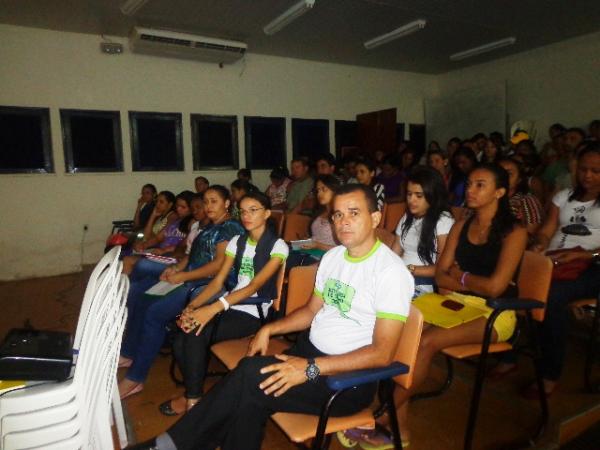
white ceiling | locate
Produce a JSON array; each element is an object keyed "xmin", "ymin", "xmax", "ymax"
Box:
[{"xmin": 1, "ymin": 0, "xmax": 599, "ymax": 73}]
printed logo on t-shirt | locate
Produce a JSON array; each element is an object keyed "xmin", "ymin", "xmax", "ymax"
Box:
[
  {"xmin": 239, "ymin": 256, "xmax": 254, "ymax": 278},
  {"xmin": 323, "ymin": 279, "xmax": 359, "ymax": 323}
]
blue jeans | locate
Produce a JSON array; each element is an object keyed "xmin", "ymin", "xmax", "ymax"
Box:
[
  {"xmin": 130, "ymin": 258, "xmax": 170, "ymax": 282},
  {"xmin": 121, "ymin": 277, "xmax": 209, "ymax": 383}
]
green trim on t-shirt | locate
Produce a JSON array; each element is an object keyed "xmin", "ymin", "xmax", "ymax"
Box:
[
  {"xmin": 271, "ymin": 253, "xmax": 287, "ymax": 262},
  {"xmin": 314, "ymin": 288, "xmax": 323, "ymax": 298},
  {"xmin": 344, "ymin": 239, "xmax": 381, "ymax": 263},
  {"xmin": 376, "ymin": 312, "xmax": 407, "ymax": 322},
  {"xmin": 225, "ymin": 250, "xmax": 235, "ymax": 258},
  {"xmin": 247, "ymin": 237, "xmax": 257, "ymax": 246}
]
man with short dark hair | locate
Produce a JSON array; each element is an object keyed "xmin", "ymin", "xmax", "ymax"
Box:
[
  {"xmin": 194, "ymin": 176, "xmax": 209, "ymax": 194},
  {"xmin": 286, "ymin": 157, "xmax": 314, "ymax": 213},
  {"xmin": 129, "ymin": 184, "xmax": 414, "ymax": 450},
  {"xmin": 316, "ymin": 153, "xmax": 344, "ymax": 184}
]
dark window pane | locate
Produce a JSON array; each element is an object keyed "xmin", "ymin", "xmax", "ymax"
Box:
[
  {"xmin": 244, "ymin": 117, "xmax": 286, "ymax": 170},
  {"xmin": 334, "ymin": 120, "xmax": 357, "ymax": 158},
  {"xmin": 292, "ymin": 119, "xmax": 329, "ymax": 160},
  {"xmin": 0, "ymin": 106, "xmax": 52, "ymax": 173},
  {"xmin": 130, "ymin": 112, "xmax": 183, "ymax": 171},
  {"xmin": 396, "ymin": 123, "xmax": 406, "ymax": 144},
  {"xmin": 61, "ymin": 109, "xmax": 122, "ymax": 173},
  {"xmin": 192, "ymin": 115, "xmax": 238, "ymax": 169}
]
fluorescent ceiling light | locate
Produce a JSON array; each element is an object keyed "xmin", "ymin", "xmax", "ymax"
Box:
[
  {"xmin": 120, "ymin": 0, "xmax": 149, "ymax": 16},
  {"xmin": 364, "ymin": 19, "xmax": 427, "ymax": 50},
  {"xmin": 450, "ymin": 37, "xmax": 517, "ymax": 61},
  {"xmin": 263, "ymin": 0, "xmax": 316, "ymax": 36}
]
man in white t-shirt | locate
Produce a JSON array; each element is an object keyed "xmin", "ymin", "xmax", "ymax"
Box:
[{"xmin": 129, "ymin": 184, "xmax": 414, "ymax": 450}]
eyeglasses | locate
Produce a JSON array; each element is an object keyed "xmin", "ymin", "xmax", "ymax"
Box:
[{"xmin": 239, "ymin": 207, "xmax": 265, "ymax": 217}]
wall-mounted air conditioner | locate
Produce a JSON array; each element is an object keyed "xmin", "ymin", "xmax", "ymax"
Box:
[{"xmin": 130, "ymin": 27, "xmax": 247, "ymax": 64}]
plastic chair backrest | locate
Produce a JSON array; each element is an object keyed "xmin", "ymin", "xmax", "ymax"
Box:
[
  {"xmin": 285, "ymin": 265, "xmax": 318, "ymax": 315},
  {"xmin": 73, "ymin": 246, "xmax": 121, "ymax": 350},
  {"xmin": 393, "ymin": 305, "xmax": 423, "ymax": 389},
  {"xmin": 283, "ymin": 214, "xmax": 311, "ymax": 242},
  {"xmin": 375, "ymin": 228, "xmax": 396, "ymax": 249},
  {"xmin": 384, "ymin": 202, "xmax": 406, "ymax": 233},
  {"xmin": 270, "ymin": 210, "xmax": 286, "ymax": 237},
  {"xmin": 517, "ymin": 251, "xmax": 553, "ymax": 322},
  {"xmin": 271, "ymin": 260, "xmax": 287, "ymax": 312}
]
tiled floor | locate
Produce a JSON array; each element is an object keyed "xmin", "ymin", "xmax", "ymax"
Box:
[{"xmin": 1, "ymin": 267, "xmax": 599, "ymax": 449}]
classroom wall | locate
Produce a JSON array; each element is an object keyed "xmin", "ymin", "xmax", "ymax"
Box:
[
  {"xmin": 437, "ymin": 31, "xmax": 600, "ymax": 145},
  {"xmin": 0, "ymin": 24, "xmax": 437, "ymax": 280}
]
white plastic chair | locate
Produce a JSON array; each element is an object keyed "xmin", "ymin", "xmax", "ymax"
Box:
[{"xmin": 0, "ymin": 248, "xmax": 128, "ymax": 449}]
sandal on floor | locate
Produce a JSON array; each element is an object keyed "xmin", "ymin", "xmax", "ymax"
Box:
[
  {"xmin": 337, "ymin": 428, "xmax": 372, "ymax": 448},
  {"xmin": 159, "ymin": 399, "xmax": 184, "ymax": 416},
  {"xmin": 120, "ymin": 382, "xmax": 143, "ymax": 400},
  {"xmin": 358, "ymin": 430, "xmax": 410, "ymax": 449}
]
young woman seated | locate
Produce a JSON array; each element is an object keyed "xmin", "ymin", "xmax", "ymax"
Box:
[
  {"xmin": 287, "ymin": 175, "xmax": 341, "ymax": 269},
  {"xmin": 343, "ymin": 163, "xmax": 527, "ymax": 448},
  {"xmin": 498, "ymin": 157, "xmax": 544, "ymax": 239},
  {"xmin": 118, "ymin": 186, "xmax": 245, "ymax": 399},
  {"xmin": 122, "ymin": 191, "xmax": 194, "ymax": 275},
  {"xmin": 356, "ymin": 158, "xmax": 385, "ymax": 211},
  {"xmin": 129, "ymin": 194, "xmax": 208, "ymax": 282},
  {"xmin": 133, "ymin": 183, "xmax": 157, "ymax": 230},
  {"xmin": 158, "ymin": 192, "xmax": 289, "ymax": 416},
  {"xmin": 492, "ymin": 142, "xmax": 600, "ymax": 396},
  {"xmin": 448, "ymin": 147, "xmax": 477, "ymax": 207},
  {"xmin": 140, "ymin": 190, "xmax": 178, "ymax": 243},
  {"xmin": 392, "ymin": 166, "xmax": 454, "ymax": 296}
]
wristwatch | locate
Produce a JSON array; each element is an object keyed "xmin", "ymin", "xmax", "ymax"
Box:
[{"xmin": 305, "ymin": 358, "xmax": 320, "ymax": 382}]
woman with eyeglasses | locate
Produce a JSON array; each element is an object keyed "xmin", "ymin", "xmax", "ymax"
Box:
[
  {"xmin": 118, "ymin": 186, "xmax": 244, "ymax": 400},
  {"xmin": 158, "ymin": 192, "xmax": 289, "ymax": 416}
]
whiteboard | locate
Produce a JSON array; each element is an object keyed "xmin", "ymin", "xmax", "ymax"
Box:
[{"xmin": 425, "ymin": 81, "xmax": 507, "ymax": 147}]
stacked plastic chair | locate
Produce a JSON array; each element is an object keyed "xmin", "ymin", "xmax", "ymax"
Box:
[{"xmin": 0, "ymin": 246, "xmax": 129, "ymax": 449}]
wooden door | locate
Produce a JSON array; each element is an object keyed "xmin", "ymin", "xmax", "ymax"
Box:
[{"xmin": 357, "ymin": 108, "xmax": 397, "ymax": 158}]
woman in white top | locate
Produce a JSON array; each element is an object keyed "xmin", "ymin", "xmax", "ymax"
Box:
[
  {"xmin": 302, "ymin": 174, "xmax": 341, "ymax": 251},
  {"xmin": 392, "ymin": 166, "xmax": 454, "ymax": 295},
  {"xmin": 493, "ymin": 142, "xmax": 600, "ymax": 396}
]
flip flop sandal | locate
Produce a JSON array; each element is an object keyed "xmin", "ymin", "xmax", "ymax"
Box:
[
  {"xmin": 159, "ymin": 399, "xmax": 183, "ymax": 416},
  {"xmin": 358, "ymin": 430, "xmax": 410, "ymax": 449}
]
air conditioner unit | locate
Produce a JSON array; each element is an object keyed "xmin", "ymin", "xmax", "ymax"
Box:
[{"xmin": 129, "ymin": 27, "xmax": 247, "ymax": 64}]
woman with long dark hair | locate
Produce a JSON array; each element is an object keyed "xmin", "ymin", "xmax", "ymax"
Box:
[
  {"xmin": 493, "ymin": 142, "xmax": 600, "ymax": 396},
  {"xmin": 347, "ymin": 164, "xmax": 527, "ymax": 447},
  {"xmin": 355, "ymin": 158, "xmax": 385, "ymax": 210},
  {"xmin": 392, "ymin": 166, "xmax": 454, "ymax": 295}
]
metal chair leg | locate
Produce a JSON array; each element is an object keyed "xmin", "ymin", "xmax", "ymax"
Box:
[
  {"xmin": 526, "ymin": 311, "xmax": 549, "ymax": 441},
  {"xmin": 311, "ymin": 389, "xmax": 347, "ymax": 450},
  {"xmin": 410, "ymin": 355, "xmax": 454, "ymax": 402},
  {"xmin": 463, "ymin": 310, "xmax": 500, "ymax": 450},
  {"xmin": 382, "ymin": 379, "xmax": 404, "ymax": 450},
  {"xmin": 584, "ymin": 296, "xmax": 600, "ymax": 393}
]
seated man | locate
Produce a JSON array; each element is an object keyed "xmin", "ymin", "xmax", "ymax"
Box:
[
  {"xmin": 286, "ymin": 157, "xmax": 314, "ymax": 213},
  {"xmin": 129, "ymin": 184, "xmax": 414, "ymax": 450}
]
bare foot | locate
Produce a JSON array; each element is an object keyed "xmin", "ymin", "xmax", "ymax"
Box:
[{"xmin": 118, "ymin": 378, "xmax": 143, "ymax": 399}]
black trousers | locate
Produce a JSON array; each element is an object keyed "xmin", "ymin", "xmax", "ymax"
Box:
[
  {"xmin": 167, "ymin": 333, "xmax": 377, "ymax": 450},
  {"xmin": 173, "ymin": 309, "xmax": 261, "ymax": 398}
]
